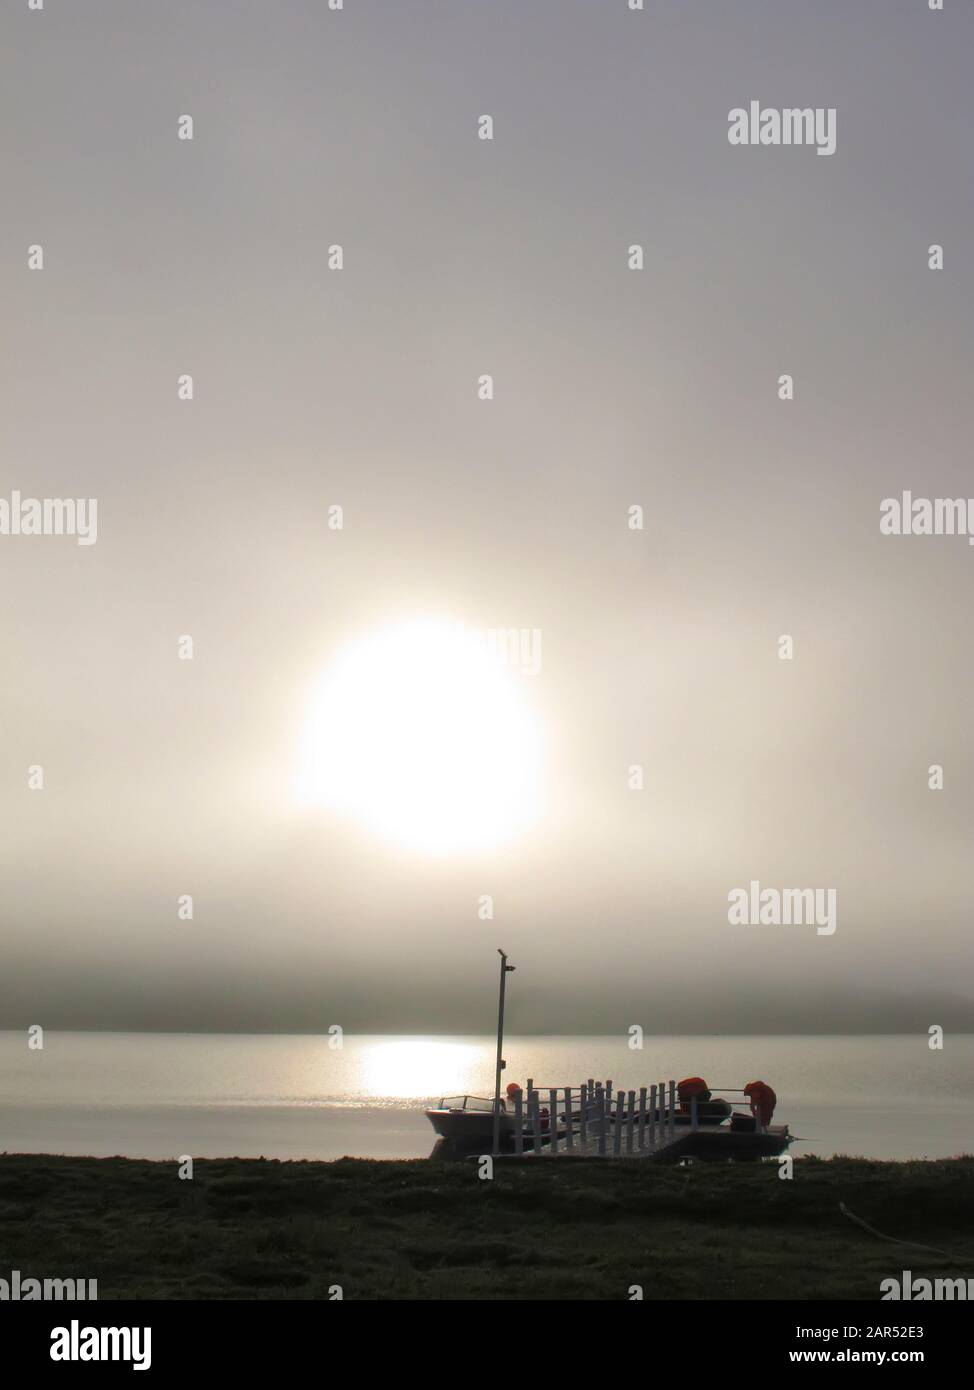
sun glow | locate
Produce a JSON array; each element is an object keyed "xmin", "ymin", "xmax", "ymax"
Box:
[
  {"xmin": 360, "ymin": 1039, "xmax": 481, "ymax": 1100},
  {"xmin": 298, "ymin": 619, "xmax": 542, "ymax": 854}
]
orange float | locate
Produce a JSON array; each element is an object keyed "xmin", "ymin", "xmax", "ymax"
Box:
[{"xmin": 677, "ymin": 1076, "xmax": 711, "ymax": 1112}]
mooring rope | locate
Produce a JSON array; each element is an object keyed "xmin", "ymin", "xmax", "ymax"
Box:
[{"xmin": 838, "ymin": 1202, "xmax": 961, "ymax": 1263}]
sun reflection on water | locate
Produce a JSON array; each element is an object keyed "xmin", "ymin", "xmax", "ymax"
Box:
[{"xmin": 359, "ymin": 1038, "xmax": 483, "ymax": 1100}]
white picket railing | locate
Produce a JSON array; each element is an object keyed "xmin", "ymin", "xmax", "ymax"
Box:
[{"xmin": 500, "ymin": 1081, "xmax": 767, "ymax": 1157}]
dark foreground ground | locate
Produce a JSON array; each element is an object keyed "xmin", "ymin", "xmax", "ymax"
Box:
[{"xmin": 1, "ymin": 1152, "xmax": 972, "ymax": 1300}]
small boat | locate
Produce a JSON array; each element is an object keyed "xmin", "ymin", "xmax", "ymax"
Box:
[
  {"xmin": 425, "ymin": 1095, "xmax": 512, "ymax": 1144},
  {"xmin": 425, "ymin": 1093, "xmax": 572, "ymax": 1148},
  {"xmin": 425, "ymin": 1077, "xmax": 785, "ymax": 1159}
]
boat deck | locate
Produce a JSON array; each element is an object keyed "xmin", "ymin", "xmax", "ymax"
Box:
[{"xmin": 526, "ymin": 1122, "xmax": 790, "ymax": 1162}]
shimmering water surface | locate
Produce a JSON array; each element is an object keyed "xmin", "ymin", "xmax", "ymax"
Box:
[{"xmin": 2, "ymin": 1032, "xmax": 971, "ymax": 1161}]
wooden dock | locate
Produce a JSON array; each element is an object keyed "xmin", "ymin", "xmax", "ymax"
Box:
[{"xmin": 504, "ymin": 1079, "xmax": 790, "ymax": 1163}]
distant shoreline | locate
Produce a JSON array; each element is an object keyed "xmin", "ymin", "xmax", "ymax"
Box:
[{"xmin": 3, "ymin": 1028, "xmax": 973, "ymax": 1037}]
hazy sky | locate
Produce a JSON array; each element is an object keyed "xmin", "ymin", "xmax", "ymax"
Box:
[{"xmin": 3, "ymin": 0, "xmax": 973, "ymax": 1034}]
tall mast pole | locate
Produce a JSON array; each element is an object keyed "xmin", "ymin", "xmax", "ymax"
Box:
[{"xmin": 491, "ymin": 949, "xmax": 515, "ymax": 1156}]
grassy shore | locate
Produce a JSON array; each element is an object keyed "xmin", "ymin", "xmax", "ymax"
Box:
[{"xmin": 1, "ymin": 1153, "xmax": 972, "ymax": 1300}]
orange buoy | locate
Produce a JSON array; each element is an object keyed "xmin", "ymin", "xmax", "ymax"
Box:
[
  {"xmin": 505, "ymin": 1082, "xmax": 522, "ymax": 1098},
  {"xmin": 677, "ymin": 1076, "xmax": 711, "ymax": 1112}
]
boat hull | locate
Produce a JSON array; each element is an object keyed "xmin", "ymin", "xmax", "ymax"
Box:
[{"xmin": 425, "ymin": 1109, "xmax": 512, "ymax": 1143}]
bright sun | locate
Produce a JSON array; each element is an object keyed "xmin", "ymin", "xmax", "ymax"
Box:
[{"xmin": 298, "ymin": 619, "xmax": 542, "ymax": 854}]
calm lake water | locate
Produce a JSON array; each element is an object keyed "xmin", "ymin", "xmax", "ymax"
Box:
[{"xmin": 2, "ymin": 1032, "xmax": 971, "ymax": 1162}]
